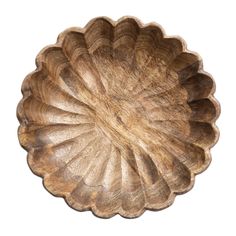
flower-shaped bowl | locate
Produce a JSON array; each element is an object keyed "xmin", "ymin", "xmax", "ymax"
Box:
[{"xmin": 17, "ymin": 17, "xmax": 220, "ymax": 218}]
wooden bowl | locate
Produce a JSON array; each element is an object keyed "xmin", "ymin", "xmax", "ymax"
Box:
[{"xmin": 17, "ymin": 17, "xmax": 220, "ymax": 218}]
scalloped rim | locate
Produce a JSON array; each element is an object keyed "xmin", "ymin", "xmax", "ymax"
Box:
[{"xmin": 17, "ymin": 16, "xmax": 220, "ymax": 219}]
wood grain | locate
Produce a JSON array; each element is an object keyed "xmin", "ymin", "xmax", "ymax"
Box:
[{"xmin": 17, "ymin": 17, "xmax": 220, "ymax": 218}]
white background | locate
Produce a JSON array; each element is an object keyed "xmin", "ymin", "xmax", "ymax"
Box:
[{"xmin": 0, "ymin": 0, "xmax": 235, "ymax": 235}]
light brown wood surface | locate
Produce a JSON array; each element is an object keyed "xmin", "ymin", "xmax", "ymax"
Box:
[{"xmin": 17, "ymin": 17, "xmax": 220, "ymax": 218}]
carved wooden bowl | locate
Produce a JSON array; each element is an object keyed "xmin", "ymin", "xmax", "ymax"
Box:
[{"xmin": 17, "ymin": 17, "xmax": 220, "ymax": 218}]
